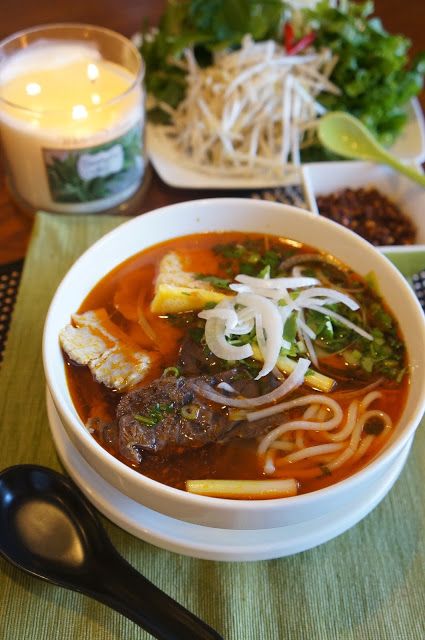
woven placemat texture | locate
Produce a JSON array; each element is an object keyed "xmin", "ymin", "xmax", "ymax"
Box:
[{"xmin": 0, "ymin": 211, "xmax": 424, "ymax": 640}]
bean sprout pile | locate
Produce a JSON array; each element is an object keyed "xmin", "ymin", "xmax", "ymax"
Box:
[{"xmin": 157, "ymin": 37, "xmax": 339, "ymax": 178}]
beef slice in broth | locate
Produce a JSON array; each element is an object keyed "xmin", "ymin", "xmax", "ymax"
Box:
[{"xmin": 117, "ymin": 372, "xmax": 283, "ymax": 462}]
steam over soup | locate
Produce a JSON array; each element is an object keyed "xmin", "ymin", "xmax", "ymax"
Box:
[{"xmin": 61, "ymin": 232, "xmax": 408, "ymax": 499}]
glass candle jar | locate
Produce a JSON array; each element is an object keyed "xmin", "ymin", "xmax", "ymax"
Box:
[{"xmin": 0, "ymin": 23, "xmax": 146, "ymax": 214}]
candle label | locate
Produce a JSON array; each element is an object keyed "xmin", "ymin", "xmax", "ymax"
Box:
[{"xmin": 43, "ymin": 123, "xmax": 143, "ymax": 203}]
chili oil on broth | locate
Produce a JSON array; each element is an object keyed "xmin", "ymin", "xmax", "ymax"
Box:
[{"xmin": 63, "ymin": 231, "xmax": 408, "ymax": 498}]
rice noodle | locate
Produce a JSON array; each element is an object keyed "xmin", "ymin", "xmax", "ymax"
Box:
[
  {"xmin": 282, "ymin": 442, "xmax": 344, "ymax": 464},
  {"xmin": 270, "ymin": 440, "xmax": 297, "ymax": 452},
  {"xmin": 359, "ymin": 391, "xmax": 382, "ymax": 412},
  {"xmin": 326, "ymin": 400, "xmax": 358, "ymax": 442},
  {"xmin": 333, "ymin": 380, "xmax": 384, "ymax": 402},
  {"xmin": 258, "ymin": 383, "xmax": 393, "ymax": 478},
  {"xmin": 256, "ymin": 395, "xmax": 344, "ymax": 455},
  {"xmin": 249, "ymin": 393, "xmax": 342, "ymax": 423},
  {"xmin": 350, "ymin": 434, "xmax": 374, "ymax": 463},
  {"xmin": 295, "ymin": 429, "xmax": 305, "ymax": 450},
  {"xmin": 264, "ymin": 450, "xmax": 276, "ymax": 474},
  {"xmin": 326, "ymin": 409, "xmax": 392, "ymax": 471}
]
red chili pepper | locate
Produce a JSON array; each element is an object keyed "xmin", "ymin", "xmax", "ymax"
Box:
[
  {"xmin": 286, "ymin": 32, "xmax": 316, "ymax": 56},
  {"xmin": 283, "ymin": 22, "xmax": 295, "ymax": 52}
]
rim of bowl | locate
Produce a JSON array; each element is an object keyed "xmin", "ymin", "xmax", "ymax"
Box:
[{"xmin": 43, "ymin": 197, "xmax": 425, "ymax": 514}]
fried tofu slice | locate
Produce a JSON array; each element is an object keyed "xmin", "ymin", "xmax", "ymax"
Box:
[
  {"xmin": 59, "ymin": 309, "xmax": 152, "ymax": 391},
  {"xmin": 150, "ymin": 252, "xmax": 230, "ymax": 314}
]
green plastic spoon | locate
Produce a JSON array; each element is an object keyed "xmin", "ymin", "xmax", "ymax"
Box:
[{"xmin": 317, "ymin": 111, "xmax": 425, "ymax": 187}]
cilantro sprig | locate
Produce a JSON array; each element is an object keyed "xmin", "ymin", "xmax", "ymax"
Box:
[
  {"xmin": 134, "ymin": 402, "xmax": 175, "ymax": 426},
  {"xmin": 302, "ymin": 0, "xmax": 425, "ymax": 152}
]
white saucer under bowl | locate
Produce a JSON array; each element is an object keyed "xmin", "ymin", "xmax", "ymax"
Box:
[{"xmin": 47, "ymin": 389, "xmax": 411, "ymax": 562}]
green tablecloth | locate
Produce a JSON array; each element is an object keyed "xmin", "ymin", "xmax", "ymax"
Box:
[{"xmin": 0, "ymin": 212, "xmax": 424, "ymax": 640}]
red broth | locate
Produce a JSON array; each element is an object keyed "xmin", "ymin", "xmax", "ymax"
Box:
[{"xmin": 64, "ymin": 232, "xmax": 408, "ymax": 496}]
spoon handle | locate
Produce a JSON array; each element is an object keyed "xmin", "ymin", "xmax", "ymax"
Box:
[
  {"xmin": 379, "ymin": 151, "xmax": 425, "ymax": 187},
  {"xmin": 89, "ymin": 549, "xmax": 224, "ymax": 640}
]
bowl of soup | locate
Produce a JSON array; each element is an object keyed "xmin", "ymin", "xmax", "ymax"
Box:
[{"xmin": 43, "ymin": 198, "xmax": 425, "ymax": 530}]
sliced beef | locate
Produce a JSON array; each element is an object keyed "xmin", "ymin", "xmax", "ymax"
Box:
[
  {"xmin": 178, "ymin": 334, "xmax": 224, "ymax": 375},
  {"xmin": 116, "ymin": 371, "xmax": 285, "ymax": 463},
  {"xmin": 117, "ymin": 375, "xmax": 231, "ymax": 462}
]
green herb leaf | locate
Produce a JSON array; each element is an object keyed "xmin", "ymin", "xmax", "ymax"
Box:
[{"xmin": 195, "ymin": 274, "xmax": 231, "ymax": 289}]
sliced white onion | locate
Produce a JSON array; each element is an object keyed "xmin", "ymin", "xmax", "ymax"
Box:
[
  {"xmin": 235, "ymin": 274, "xmax": 319, "ymax": 289},
  {"xmin": 216, "ymin": 381, "xmax": 238, "ymax": 394},
  {"xmin": 237, "ymin": 292, "xmax": 283, "ymax": 378},
  {"xmin": 229, "ymin": 283, "xmax": 284, "ymax": 301},
  {"xmin": 296, "ymin": 287, "xmax": 359, "ymax": 310},
  {"xmin": 255, "ymin": 312, "xmax": 267, "ymax": 354},
  {"xmin": 277, "ymin": 287, "xmax": 296, "ymax": 310},
  {"xmin": 196, "ymin": 270, "xmax": 370, "ymax": 378},
  {"xmin": 296, "ymin": 308, "xmax": 318, "ymax": 367},
  {"xmin": 204, "ymin": 317, "xmax": 253, "ymax": 361},
  {"xmin": 296, "ymin": 314, "xmax": 316, "ymax": 340},
  {"xmin": 303, "ymin": 303, "xmax": 373, "ymax": 340},
  {"xmin": 291, "ymin": 266, "xmax": 305, "ymax": 278},
  {"xmin": 198, "ymin": 307, "xmax": 238, "ymax": 335},
  {"xmin": 229, "ymin": 318, "xmax": 255, "ymax": 335},
  {"xmin": 191, "ymin": 357, "xmax": 310, "ymax": 409}
]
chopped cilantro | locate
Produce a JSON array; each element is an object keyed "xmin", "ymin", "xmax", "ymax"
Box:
[
  {"xmin": 134, "ymin": 402, "xmax": 175, "ymax": 427},
  {"xmin": 195, "ymin": 274, "xmax": 231, "ymax": 289},
  {"xmin": 189, "ymin": 326, "xmax": 204, "ymax": 343},
  {"xmin": 203, "ymin": 301, "xmax": 218, "ymax": 310},
  {"xmin": 283, "ymin": 312, "xmax": 298, "ymax": 345}
]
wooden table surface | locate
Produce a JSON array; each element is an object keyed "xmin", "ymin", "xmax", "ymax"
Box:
[{"xmin": 0, "ymin": 0, "xmax": 423, "ymax": 265}]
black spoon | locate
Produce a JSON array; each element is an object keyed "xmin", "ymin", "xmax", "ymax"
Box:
[{"xmin": 0, "ymin": 464, "xmax": 223, "ymax": 640}]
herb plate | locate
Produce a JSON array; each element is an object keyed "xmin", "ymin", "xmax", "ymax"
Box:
[{"xmin": 146, "ymin": 98, "xmax": 425, "ymax": 190}]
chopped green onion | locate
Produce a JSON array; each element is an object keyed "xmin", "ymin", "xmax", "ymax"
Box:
[
  {"xmin": 163, "ymin": 366, "xmax": 181, "ymax": 378},
  {"xmin": 181, "ymin": 404, "xmax": 200, "ymax": 420},
  {"xmin": 134, "ymin": 414, "xmax": 157, "ymax": 427}
]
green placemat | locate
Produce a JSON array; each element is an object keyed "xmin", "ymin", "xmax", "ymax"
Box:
[{"xmin": 0, "ymin": 212, "xmax": 424, "ymax": 640}]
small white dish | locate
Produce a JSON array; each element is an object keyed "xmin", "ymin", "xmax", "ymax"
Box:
[
  {"xmin": 305, "ymin": 160, "xmax": 425, "ymax": 246},
  {"xmin": 146, "ymin": 98, "xmax": 425, "ymax": 190},
  {"xmin": 47, "ymin": 389, "xmax": 412, "ymax": 561}
]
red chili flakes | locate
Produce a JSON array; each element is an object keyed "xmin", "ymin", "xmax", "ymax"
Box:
[{"xmin": 316, "ymin": 188, "xmax": 416, "ymax": 246}]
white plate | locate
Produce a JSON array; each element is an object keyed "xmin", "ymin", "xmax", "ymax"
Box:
[
  {"xmin": 146, "ymin": 98, "xmax": 425, "ymax": 190},
  {"xmin": 47, "ymin": 389, "xmax": 412, "ymax": 562},
  {"xmin": 146, "ymin": 124, "xmax": 305, "ymax": 190}
]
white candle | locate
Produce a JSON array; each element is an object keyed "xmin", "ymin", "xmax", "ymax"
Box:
[{"xmin": 0, "ymin": 30, "xmax": 145, "ymax": 214}]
